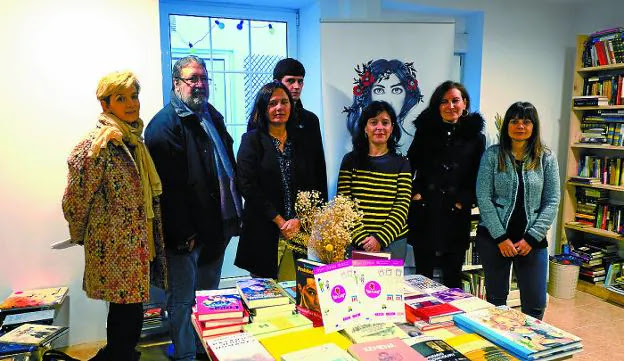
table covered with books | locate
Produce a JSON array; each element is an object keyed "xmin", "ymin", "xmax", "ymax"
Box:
[{"xmin": 191, "ymin": 257, "xmax": 584, "ymax": 361}]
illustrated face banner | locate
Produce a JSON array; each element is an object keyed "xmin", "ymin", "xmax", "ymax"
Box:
[
  {"xmin": 320, "ymin": 21, "xmax": 455, "ymax": 193},
  {"xmin": 344, "ymin": 59, "xmax": 423, "ymax": 136}
]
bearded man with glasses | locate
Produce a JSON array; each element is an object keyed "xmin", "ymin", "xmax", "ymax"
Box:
[{"xmin": 145, "ymin": 55, "xmax": 242, "ymax": 361}]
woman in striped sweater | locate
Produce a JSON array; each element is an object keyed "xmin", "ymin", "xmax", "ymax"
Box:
[{"xmin": 338, "ymin": 101, "xmax": 412, "ymax": 259}]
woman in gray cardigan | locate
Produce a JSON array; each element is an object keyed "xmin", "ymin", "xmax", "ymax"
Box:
[{"xmin": 476, "ymin": 102, "xmax": 560, "ymax": 320}]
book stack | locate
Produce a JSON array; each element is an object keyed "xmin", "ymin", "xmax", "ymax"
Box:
[
  {"xmin": 405, "ymin": 335, "xmax": 470, "ymax": 361},
  {"xmin": 295, "ymin": 259, "xmax": 324, "ymax": 326},
  {"xmin": 402, "ymin": 274, "xmax": 448, "ymax": 298},
  {"xmin": 0, "ymin": 324, "xmax": 68, "ymax": 348},
  {"xmin": 582, "ymin": 27, "xmax": 624, "ymax": 67},
  {"xmin": 341, "ymin": 322, "xmax": 408, "ymax": 344},
  {"xmin": 571, "ymin": 244, "xmax": 604, "ymax": 269},
  {"xmin": 573, "ymin": 95, "xmax": 608, "ymax": 107},
  {"xmin": 445, "ymin": 333, "xmax": 518, "ymax": 361},
  {"xmin": 191, "ymin": 289, "xmax": 249, "ymax": 342},
  {"xmin": 454, "ymin": 306, "xmax": 583, "ymax": 361},
  {"xmin": 237, "ymin": 278, "xmax": 295, "ymax": 322},
  {"xmin": 605, "ymin": 261, "xmax": 624, "ymax": 295},
  {"xmin": 574, "ymin": 187, "xmax": 609, "ymax": 228},
  {"xmin": 581, "ymin": 110, "xmax": 624, "ymax": 144}
]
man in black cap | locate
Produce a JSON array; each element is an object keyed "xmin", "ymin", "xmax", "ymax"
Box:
[{"xmin": 273, "ymin": 58, "xmax": 327, "ymax": 200}]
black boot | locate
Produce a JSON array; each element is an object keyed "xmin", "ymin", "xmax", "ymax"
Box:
[{"xmin": 88, "ymin": 347, "xmax": 108, "ymax": 361}]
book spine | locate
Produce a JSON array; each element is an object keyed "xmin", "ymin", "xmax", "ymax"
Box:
[{"xmin": 453, "ymin": 315, "xmax": 533, "ymax": 359}]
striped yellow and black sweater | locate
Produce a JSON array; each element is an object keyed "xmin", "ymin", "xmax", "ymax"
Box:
[{"xmin": 337, "ymin": 152, "xmax": 412, "ymax": 248}]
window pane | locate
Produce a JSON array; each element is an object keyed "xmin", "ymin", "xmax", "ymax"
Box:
[
  {"xmin": 250, "ymin": 20, "xmax": 287, "ymax": 57},
  {"xmin": 209, "ymin": 18, "xmax": 251, "ymax": 72}
]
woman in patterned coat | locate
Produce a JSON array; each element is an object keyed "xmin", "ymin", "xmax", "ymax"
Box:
[{"xmin": 62, "ymin": 71, "xmax": 166, "ymax": 361}]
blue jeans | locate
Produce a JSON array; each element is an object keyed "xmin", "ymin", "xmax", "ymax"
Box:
[
  {"xmin": 476, "ymin": 235, "xmax": 548, "ymax": 320},
  {"xmin": 166, "ymin": 244, "xmax": 224, "ymax": 360}
]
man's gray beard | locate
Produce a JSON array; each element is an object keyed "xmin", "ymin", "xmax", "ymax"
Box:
[{"xmin": 175, "ymin": 89, "xmax": 206, "ymax": 111}]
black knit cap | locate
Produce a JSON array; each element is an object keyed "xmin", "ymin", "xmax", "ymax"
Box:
[{"xmin": 273, "ymin": 58, "xmax": 306, "ymax": 81}]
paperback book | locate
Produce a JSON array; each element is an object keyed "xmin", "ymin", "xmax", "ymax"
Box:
[
  {"xmin": 205, "ymin": 332, "xmax": 275, "ymax": 361},
  {"xmin": 314, "ymin": 259, "xmax": 361, "ymax": 333},
  {"xmin": 295, "ymin": 259, "xmax": 324, "ymax": 326},
  {"xmin": 405, "ymin": 335, "xmax": 469, "ymax": 361},
  {"xmin": 0, "ymin": 287, "xmax": 68, "ymax": 311},
  {"xmin": 347, "ymin": 337, "xmax": 426, "ymax": 361},
  {"xmin": 195, "ymin": 288, "xmax": 244, "ymax": 321},
  {"xmin": 1, "ymin": 309, "xmax": 55, "ymax": 331},
  {"xmin": 453, "ymin": 306, "xmax": 582, "ymax": 360},
  {"xmin": 242, "ymin": 313, "xmax": 312, "ymax": 339},
  {"xmin": 0, "ymin": 343, "xmax": 36, "ymax": 357},
  {"xmin": 403, "ymin": 275, "xmax": 448, "ymax": 297},
  {"xmin": 280, "ymin": 343, "xmax": 356, "ymax": 361},
  {"xmin": 260, "ymin": 326, "xmax": 352, "ymax": 360},
  {"xmin": 342, "ymin": 322, "xmax": 408, "ymax": 344},
  {"xmin": 445, "ymin": 333, "xmax": 519, "ymax": 361},
  {"xmin": 0, "ymin": 324, "xmax": 68, "ymax": 346},
  {"xmin": 236, "ymin": 278, "xmax": 290, "ymax": 309},
  {"xmin": 352, "ymin": 259, "xmax": 405, "ymax": 323}
]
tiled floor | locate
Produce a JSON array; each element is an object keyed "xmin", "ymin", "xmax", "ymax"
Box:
[
  {"xmin": 63, "ymin": 290, "xmax": 624, "ymax": 360},
  {"xmin": 542, "ymin": 290, "xmax": 624, "ymax": 361}
]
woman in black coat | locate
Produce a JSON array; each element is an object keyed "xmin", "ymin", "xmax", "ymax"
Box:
[
  {"xmin": 235, "ymin": 82, "xmax": 322, "ymax": 279},
  {"xmin": 407, "ymin": 81, "xmax": 485, "ymax": 288}
]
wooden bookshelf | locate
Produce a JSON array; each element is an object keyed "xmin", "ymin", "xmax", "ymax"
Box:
[
  {"xmin": 571, "ymin": 143, "xmax": 624, "ymax": 151},
  {"xmin": 566, "ymin": 181, "xmax": 624, "ymax": 192},
  {"xmin": 564, "ymin": 222, "xmax": 624, "ymax": 242},
  {"xmin": 572, "ymin": 105, "xmax": 624, "ymax": 111},
  {"xmin": 576, "ymin": 280, "xmax": 624, "ymax": 307},
  {"xmin": 560, "ymin": 35, "xmax": 624, "ymax": 255}
]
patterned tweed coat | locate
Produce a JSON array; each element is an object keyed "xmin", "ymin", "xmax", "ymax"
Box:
[{"xmin": 62, "ymin": 130, "xmax": 167, "ymax": 304}]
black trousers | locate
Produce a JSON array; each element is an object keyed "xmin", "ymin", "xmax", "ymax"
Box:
[
  {"xmin": 413, "ymin": 249, "xmax": 465, "ymax": 288},
  {"xmin": 104, "ymin": 302, "xmax": 143, "ymax": 361}
]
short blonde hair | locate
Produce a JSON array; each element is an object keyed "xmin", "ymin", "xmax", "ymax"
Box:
[{"xmin": 96, "ymin": 70, "xmax": 140, "ymax": 104}]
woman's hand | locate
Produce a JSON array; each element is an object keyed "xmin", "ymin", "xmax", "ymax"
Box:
[
  {"xmin": 280, "ymin": 218, "xmax": 301, "ymax": 240},
  {"xmin": 412, "ymin": 193, "xmax": 423, "ymax": 201},
  {"xmin": 362, "ymin": 236, "xmax": 382, "ymax": 252},
  {"xmin": 454, "ymin": 202, "xmax": 463, "ymax": 210},
  {"xmin": 498, "ymin": 239, "xmax": 518, "ymax": 257},
  {"xmin": 514, "ymin": 239, "xmax": 532, "ymax": 256}
]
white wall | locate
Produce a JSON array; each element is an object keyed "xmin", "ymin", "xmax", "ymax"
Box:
[{"xmin": 0, "ymin": 0, "xmax": 163, "ymax": 344}]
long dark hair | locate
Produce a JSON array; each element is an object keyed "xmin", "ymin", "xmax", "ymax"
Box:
[
  {"xmin": 352, "ymin": 101, "xmax": 401, "ymax": 167},
  {"xmin": 247, "ymin": 81, "xmax": 294, "ymax": 132},
  {"xmin": 498, "ymin": 101, "xmax": 546, "ymax": 171}
]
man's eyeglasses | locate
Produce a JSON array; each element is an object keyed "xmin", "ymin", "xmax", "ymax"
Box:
[{"xmin": 176, "ymin": 75, "xmax": 210, "ymax": 86}]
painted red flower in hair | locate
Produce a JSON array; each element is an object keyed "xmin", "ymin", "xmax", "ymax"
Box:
[
  {"xmin": 360, "ymin": 72, "xmax": 374, "ymax": 87},
  {"xmin": 407, "ymin": 78, "xmax": 419, "ymax": 91},
  {"xmin": 353, "ymin": 85, "xmax": 363, "ymax": 96}
]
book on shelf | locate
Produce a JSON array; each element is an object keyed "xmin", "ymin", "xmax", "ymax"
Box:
[
  {"xmin": 341, "ymin": 322, "xmax": 408, "ymax": 344},
  {"xmin": 347, "ymin": 337, "xmax": 426, "ymax": 361},
  {"xmin": 352, "ymin": 259, "xmax": 405, "ymax": 323},
  {"xmin": 236, "ymin": 278, "xmax": 291, "ymax": 309},
  {"xmin": 573, "ymin": 95, "xmax": 608, "ymax": 107},
  {"xmin": 0, "ymin": 287, "xmax": 68, "ymax": 311},
  {"xmin": 568, "ymin": 176, "xmax": 600, "ymax": 184},
  {"xmin": 453, "ymin": 306, "xmax": 582, "ymax": 360},
  {"xmin": 204, "ymin": 332, "xmax": 274, "ymax": 361},
  {"xmin": 190, "ymin": 313, "xmax": 246, "ymax": 338},
  {"xmin": 313, "ymin": 259, "xmax": 361, "ymax": 333},
  {"xmin": 242, "ymin": 313, "xmax": 312, "ymax": 340},
  {"xmin": 404, "ymin": 335, "xmax": 469, "ymax": 361},
  {"xmin": 0, "ymin": 324, "xmax": 68, "ymax": 346},
  {"xmin": 0, "ymin": 309, "xmax": 55, "ymax": 331},
  {"xmin": 259, "ymin": 326, "xmax": 352, "ymax": 360},
  {"xmin": 195, "ymin": 288, "xmax": 244, "ymax": 321},
  {"xmin": 280, "ymin": 342, "xmax": 356, "ymax": 361},
  {"xmin": 445, "ymin": 333, "xmax": 519, "ymax": 361},
  {"xmin": 295, "ymin": 258, "xmax": 324, "ymax": 326}
]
